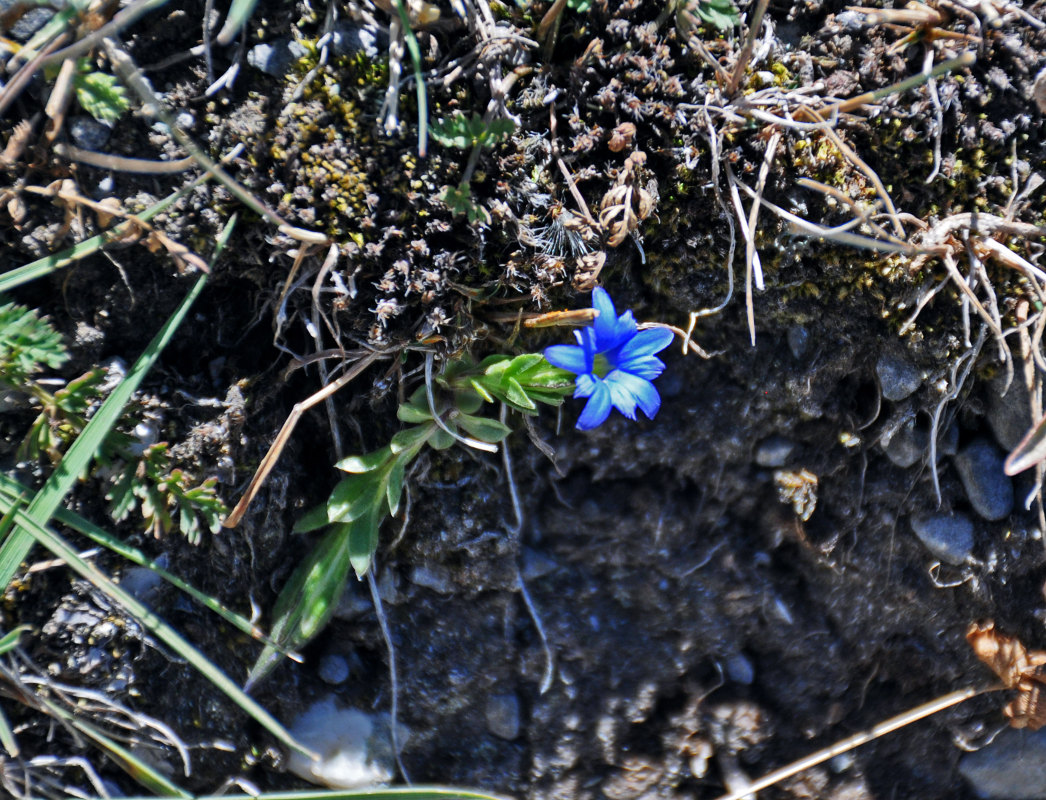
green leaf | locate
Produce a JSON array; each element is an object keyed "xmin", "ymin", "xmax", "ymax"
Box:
[
  {"xmin": 505, "ymin": 353, "xmax": 545, "ymax": 377},
  {"xmin": 73, "ymin": 70, "xmax": 131, "ymax": 124},
  {"xmin": 694, "ymin": 0, "xmax": 740, "ymax": 30},
  {"xmin": 391, "ymin": 424, "xmax": 433, "ymax": 454},
  {"xmin": 456, "ymin": 414, "xmax": 512, "ymax": 444},
  {"xmin": 0, "ymin": 626, "xmax": 31, "ymax": 656},
  {"xmin": 348, "ymin": 506, "xmax": 381, "ymax": 578},
  {"xmin": 327, "ymin": 474, "xmax": 381, "ymax": 523},
  {"xmin": 0, "ymin": 299, "xmax": 68, "ymax": 383},
  {"xmin": 293, "ymin": 501, "xmax": 331, "ymax": 533},
  {"xmin": 429, "ymin": 428, "xmax": 455, "ymax": 450},
  {"xmin": 504, "ymin": 377, "xmax": 536, "ymax": 410},
  {"xmin": 246, "ymin": 522, "xmax": 356, "ymax": 689},
  {"xmin": 386, "ymin": 458, "xmax": 405, "ymax": 516},
  {"xmin": 454, "ymin": 387, "xmax": 483, "ymax": 414},
  {"xmin": 336, "ymin": 446, "xmax": 393, "ymax": 473},
  {"xmin": 470, "ymin": 378, "xmax": 496, "ymax": 403},
  {"xmin": 397, "ymin": 399, "xmax": 433, "ymax": 423}
]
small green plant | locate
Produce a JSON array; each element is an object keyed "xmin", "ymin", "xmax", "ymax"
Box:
[
  {"xmin": 432, "ymin": 112, "xmax": 516, "ymax": 224},
  {"xmin": 248, "ymin": 289, "xmax": 681, "ymax": 687},
  {"xmin": 430, "ymin": 112, "xmax": 516, "ymax": 150},
  {"xmin": 0, "ymin": 298, "xmax": 224, "ymax": 541},
  {"xmin": 73, "ymin": 59, "xmax": 131, "ymax": 123},
  {"xmin": 107, "ymin": 443, "xmax": 225, "ymax": 545},
  {"xmin": 246, "ymin": 352, "xmax": 574, "ymax": 687},
  {"xmin": 672, "ymin": 0, "xmax": 740, "ymax": 33}
]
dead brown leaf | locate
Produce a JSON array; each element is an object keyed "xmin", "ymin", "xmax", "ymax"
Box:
[{"xmin": 967, "ymin": 620, "xmax": 1046, "ymax": 729}]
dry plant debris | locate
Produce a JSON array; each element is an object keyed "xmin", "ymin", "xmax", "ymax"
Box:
[{"xmin": 967, "ymin": 620, "xmax": 1046, "ymax": 730}]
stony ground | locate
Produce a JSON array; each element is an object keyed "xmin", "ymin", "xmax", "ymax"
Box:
[{"xmin": 3, "ymin": 0, "xmax": 1046, "ymax": 798}]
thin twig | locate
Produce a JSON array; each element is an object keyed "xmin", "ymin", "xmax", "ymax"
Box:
[{"xmin": 713, "ymin": 685, "xmax": 988, "ymax": 800}]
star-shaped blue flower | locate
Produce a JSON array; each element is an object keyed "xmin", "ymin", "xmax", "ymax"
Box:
[{"xmin": 543, "ymin": 288, "xmax": 675, "ymax": 430}]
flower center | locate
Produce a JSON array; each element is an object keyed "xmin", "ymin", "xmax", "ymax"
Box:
[{"xmin": 592, "ymin": 353, "xmax": 612, "ymax": 378}]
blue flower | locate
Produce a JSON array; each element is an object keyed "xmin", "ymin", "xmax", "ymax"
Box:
[{"xmin": 543, "ymin": 288, "xmax": 675, "ymax": 430}]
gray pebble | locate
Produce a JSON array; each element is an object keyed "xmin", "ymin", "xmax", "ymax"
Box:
[
  {"xmin": 986, "ymin": 370, "xmax": 1032, "ymax": 451},
  {"xmin": 69, "ymin": 117, "xmax": 111, "ymax": 151},
  {"xmin": 409, "ymin": 564, "xmax": 454, "ymax": 594},
  {"xmin": 247, "ymin": 40, "xmax": 307, "ymax": 78},
  {"xmin": 876, "ymin": 352, "xmax": 922, "ymax": 401},
  {"xmin": 755, "ymin": 436, "xmax": 795, "ymax": 468},
  {"xmin": 119, "ymin": 565, "xmax": 165, "ymax": 603},
  {"xmin": 318, "ymin": 653, "xmax": 350, "ymax": 685},
  {"xmin": 953, "ymin": 438, "xmax": 1014, "ymax": 521},
  {"xmin": 326, "ymin": 24, "xmax": 385, "ymax": 58},
  {"xmin": 485, "ymin": 694, "xmax": 521, "ymax": 740},
  {"xmin": 787, "ymin": 325, "xmax": 809, "ymax": 360},
  {"xmin": 880, "ymin": 416, "xmax": 926, "ymax": 468},
  {"xmin": 960, "ymin": 728, "xmax": 1046, "ymax": 799},
  {"xmin": 725, "ymin": 652, "xmax": 755, "ymax": 685},
  {"xmin": 173, "ymin": 111, "xmax": 195, "ymax": 130},
  {"xmin": 910, "ymin": 513, "xmax": 975, "ymax": 564},
  {"xmin": 7, "ymin": 6, "xmax": 51, "ymax": 40}
]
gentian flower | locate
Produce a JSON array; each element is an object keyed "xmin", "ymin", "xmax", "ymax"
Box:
[{"xmin": 543, "ymin": 288, "xmax": 674, "ymax": 430}]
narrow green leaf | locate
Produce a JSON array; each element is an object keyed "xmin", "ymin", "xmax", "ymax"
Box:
[
  {"xmin": 470, "ymin": 378, "xmax": 496, "ymax": 403},
  {"xmin": 0, "ymin": 626, "xmax": 31, "ymax": 655},
  {"xmin": 456, "ymin": 414, "xmax": 512, "ymax": 444},
  {"xmin": 216, "ymin": 0, "xmax": 260, "ymax": 44},
  {"xmin": 246, "ymin": 522, "xmax": 355, "ymax": 690},
  {"xmin": 327, "ymin": 474, "xmax": 381, "ymax": 523},
  {"xmin": 504, "ymin": 377, "xmax": 536, "ymax": 410},
  {"xmin": 386, "ymin": 458, "xmax": 405, "ymax": 517},
  {"xmin": 0, "ymin": 705, "xmax": 16, "ymax": 757},
  {"xmin": 348, "ymin": 506, "xmax": 381, "ymax": 578},
  {"xmin": 397, "ymin": 400, "xmax": 432, "ymax": 423},
  {"xmin": 3, "ymin": 505, "xmax": 310, "ymax": 757},
  {"xmin": 390, "ymin": 424, "xmax": 433, "ymax": 454},
  {"xmin": 0, "ymin": 272, "xmax": 209, "ymax": 592},
  {"xmin": 293, "ymin": 501, "xmax": 331, "ymax": 533},
  {"xmin": 335, "ymin": 446, "xmax": 392, "ymax": 473},
  {"xmin": 505, "ymin": 353, "xmax": 545, "ymax": 377}
]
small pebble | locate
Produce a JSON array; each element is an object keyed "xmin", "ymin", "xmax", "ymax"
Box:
[
  {"xmin": 247, "ymin": 40, "xmax": 307, "ymax": 78},
  {"xmin": 69, "ymin": 117, "xmax": 111, "ymax": 151},
  {"xmin": 960, "ymin": 727, "xmax": 1046, "ymax": 799},
  {"xmin": 7, "ymin": 6, "xmax": 51, "ymax": 40},
  {"xmin": 876, "ymin": 352, "xmax": 922, "ymax": 401},
  {"xmin": 953, "ymin": 438, "xmax": 1014, "ymax": 521},
  {"xmin": 485, "ymin": 694, "xmax": 521, "ymax": 740},
  {"xmin": 910, "ymin": 513, "xmax": 975, "ymax": 565},
  {"xmin": 755, "ymin": 436, "xmax": 795, "ymax": 468},
  {"xmin": 285, "ymin": 697, "xmax": 401, "ymax": 789},
  {"xmin": 318, "ymin": 653, "xmax": 350, "ymax": 685},
  {"xmin": 409, "ymin": 564, "xmax": 454, "ymax": 594},
  {"xmin": 787, "ymin": 325, "xmax": 809, "ymax": 360},
  {"xmin": 986, "ymin": 369, "xmax": 1032, "ymax": 451},
  {"xmin": 881, "ymin": 417, "xmax": 926, "ymax": 468},
  {"xmin": 173, "ymin": 111, "xmax": 195, "ymax": 130},
  {"xmin": 725, "ymin": 652, "xmax": 755, "ymax": 685}
]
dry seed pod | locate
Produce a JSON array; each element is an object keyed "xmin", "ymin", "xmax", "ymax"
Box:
[
  {"xmin": 608, "ymin": 122, "xmax": 636, "ymax": 152},
  {"xmin": 967, "ymin": 620, "xmax": 1046, "ymax": 730},
  {"xmin": 573, "ymin": 251, "xmax": 607, "ymax": 291}
]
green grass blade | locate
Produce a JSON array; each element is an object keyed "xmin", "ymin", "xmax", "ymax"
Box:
[
  {"xmin": 0, "ymin": 170, "xmax": 215, "ymax": 293},
  {"xmin": 392, "ymin": 0, "xmax": 428, "ymax": 158},
  {"xmin": 0, "ymin": 214, "xmax": 235, "ymax": 590},
  {"xmin": 1, "ymin": 502, "xmax": 312, "ymax": 758},
  {"xmin": 0, "ymin": 474, "xmax": 286, "ymax": 652},
  {"xmin": 0, "ymin": 271, "xmax": 209, "ymax": 590},
  {"xmin": 0, "ymin": 705, "xmax": 17, "ymax": 757},
  {"xmin": 216, "ymin": 0, "xmax": 260, "ymax": 45}
]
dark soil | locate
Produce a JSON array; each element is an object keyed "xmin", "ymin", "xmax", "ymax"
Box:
[{"xmin": 3, "ymin": 0, "xmax": 1046, "ymax": 797}]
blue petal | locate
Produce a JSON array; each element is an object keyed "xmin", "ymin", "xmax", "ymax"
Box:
[
  {"xmin": 574, "ymin": 372, "xmax": 598, "ymax": 398},
  {"xmin": 616, "ymin": 354, "xmax": 666, "ymax": 380},
  {"xmin": 606, "ymin": 373, "xmax": 638, "ymax": 420},
  {"xmin": 576, "ymin": 380, "xmax": 612, "ymax": 429},
  {"xmin": 591, "ymin": 289, "xmax": 635, "ymax": 351},
  {"xmin": 607, "ymin": 370, "xmax": 661, "ymax": 419},
  {"xmin": 544, "ymin": 344, "xmax": 589, "ymax": 375},
  {"xmin": 618, "ymin": 327, "xmax": 674, "ymax": 360}
]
